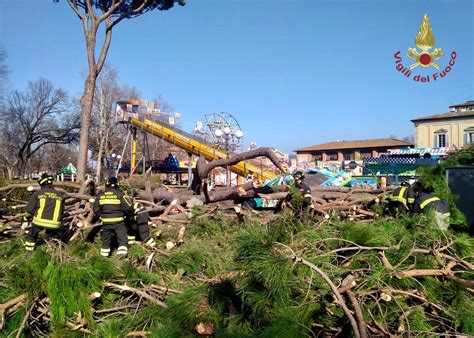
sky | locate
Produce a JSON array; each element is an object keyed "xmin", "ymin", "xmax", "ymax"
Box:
[{"xmin": 1, "ymin": 0, "xmax": 473, "ymax": 155}]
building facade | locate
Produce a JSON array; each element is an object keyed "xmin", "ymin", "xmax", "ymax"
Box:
[
  {"xmin": 412, "ymin": 100, "xmax": 474, "ymax": 148},
  {"xmin": 294, "ymin": 138, "xmax": 413, "ymax": 168}
]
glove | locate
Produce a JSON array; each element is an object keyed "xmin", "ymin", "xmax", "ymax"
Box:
[{"xmin": 21, "ymin": 221, "xmax": 30, "ymax": 230}]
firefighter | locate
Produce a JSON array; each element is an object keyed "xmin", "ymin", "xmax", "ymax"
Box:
[
  {"xmin": 286, "ymin": 171, "xmax": 314, "ymax": 210},
  {"xmin": 93, "ymin": 177, "xmax": 134, "ymax": 258},
  {"xmin": 388, "ymin": 181, "xmax": 416, "ymax": 215},
  {"xmin": 411, "ymin": 185, "xmax": 451, "ymax": 230},
  {"xmin": 127, "ymin": 202, "xmax": 156, "ymax": 247},
  {"xmin": 22, "ymin": 173, "xmax": 65, "ymax": 251}
]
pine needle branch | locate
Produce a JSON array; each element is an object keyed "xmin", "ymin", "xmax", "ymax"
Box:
[
  {"xmin": 275, "ymin": 243, "xmax": 361, "ymax": 338},
  {"xmin": 104, "ymin": 282, "xmax": 167, "ymax": 308}
]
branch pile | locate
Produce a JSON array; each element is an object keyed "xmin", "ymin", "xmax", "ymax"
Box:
[
  {"xmin": 0, "ymin": 148, "xmax": 471, "ymax": 336},
  {"xmin": 1, "ymin": 148, "xmax": 387, "ymax": 235},
  {"xmin": 1, "ymin": 205, "xmax": 473, "ymax": 336}
]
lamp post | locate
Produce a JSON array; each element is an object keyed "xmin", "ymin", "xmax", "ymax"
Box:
[
  {"xmin": 214, "ymin": 126, "xmax": 243, "ymax": 186},
  {"xmin": 108, "ymin": 153, "xmax": 122, "ymax": 178}
]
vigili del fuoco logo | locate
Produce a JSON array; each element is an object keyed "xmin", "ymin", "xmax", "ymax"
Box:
[{"xmin": 394, "ymin": 13, "xmax": 457, "ymax": 82}]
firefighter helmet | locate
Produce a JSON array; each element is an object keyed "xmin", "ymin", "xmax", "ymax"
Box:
[
  {"xmin": 105, "ymin": 177, "xmax": 118, "ymax": 188},
  {"xmin": 38, "ymin": 173, "xmax": 54, "ymax": 186},
  {"xmin": 293, "ymin": 170, "xmax": 305, "ymax": 181}
]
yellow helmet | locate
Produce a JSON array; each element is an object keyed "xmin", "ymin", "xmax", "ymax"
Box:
[{"xmin": 38, "ymin": 173, "xmax": 54, "ymax": 186}]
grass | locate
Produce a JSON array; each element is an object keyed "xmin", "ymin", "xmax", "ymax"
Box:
[{"xmin": 0, "ymin": 209, "xmax": 473, "ymax": 336}]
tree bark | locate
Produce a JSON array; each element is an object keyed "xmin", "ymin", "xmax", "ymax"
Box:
[
  {"xmin": 96, "ymin": 137, "xmax": 104, "ymax": 180},
  {"xmin": 76, "ymin": 18, "xmax": 99, "ymax": 181},
  {"xmin": 196, "ymin": 147, "xmax": 287, "ymax": 179},
  {"xmin": 77, "ymin": 73, "xmax": 97, "ymax": 181}
]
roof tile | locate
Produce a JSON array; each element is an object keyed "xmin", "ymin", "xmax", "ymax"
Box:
[
  {"xmin": 295, "ymin": 138, "xmax": 413, "ymax": 152},
  {"xmin": 411, "ymin": 110, "xmax": 474, "ymax": 122}
]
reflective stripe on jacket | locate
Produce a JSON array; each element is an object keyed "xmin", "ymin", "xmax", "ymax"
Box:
[
  {"xmin": 93, "ymin": 188, "xmax": 133, "ymax": 224},
  {"xmin": 24, "ymin": 186, "xmax": 64, "ymax": 229},
  {"xmin": 412, "ymin": 192, "xmax": 450, "ymax": 216},
  {"xmin": 390, "ymin": 186, "xmax": 415, "ymax": 205}
]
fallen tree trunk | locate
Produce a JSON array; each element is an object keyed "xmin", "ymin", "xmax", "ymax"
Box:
[{"xmin": 196, "ymin": 147, "xmax": 287, "ymax": 179}]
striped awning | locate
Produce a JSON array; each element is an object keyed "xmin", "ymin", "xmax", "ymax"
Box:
[{"xmin": 388, "ymin": 147, "xmax": 455, "ymax": 156}]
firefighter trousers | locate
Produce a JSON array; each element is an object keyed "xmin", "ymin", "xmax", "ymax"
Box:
[
  {"xmin": 127, "ymin": 223, "xmax": 156, "ymax": 246},
  {"xmin": 24, "ymin": 225, "xmax": 59, "ymax": 251},
  {"xmin": 388, "ymin": 201, "xmax": 409, "ymax": 216},
  {"xmin": 100, "ymin": 222, "xmax": 128, "ymax": 257},
  {"xmin": 127, "ymin": 222, "xmax": 155, "ymax": 247}
]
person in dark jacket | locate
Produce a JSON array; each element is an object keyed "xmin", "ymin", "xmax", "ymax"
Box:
[
  {"xmin": 411, "ymin": 184, "xmax": 451, "ymax": 230},
  {"xmin": 388, "ymin": 181, "xmax": 416, "ymax": 215},
  {"xmin": 93, "ymin": 177, "xmax": 134, "ymax": 258},
  {"xmin": 295, "ymin": 171, "xmax": 314, "ymax": 209},
  {"xmin": 285, "ymin": 170, "xmax": 314, "ymax": 210},
  {"xmin": 22, "ymin": 173, "xmax": 65, "ymax": 251},
  {"xmin": 127, "ymin": 202, "xmax": 156, "ymax": 247}
]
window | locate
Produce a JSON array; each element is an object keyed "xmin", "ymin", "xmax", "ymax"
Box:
[
  {"xmin": 464, "ymin": 127, "xmax": 474, "ymax": 145},
  {"xmin": 327, "ymin": 152, "xmax": 338, "ymax": 161},
  {"xmin": 434, "ymin": 129, "xmax": 448, "ymax": 147},
  {"xmin": 360, "ymin": 151, "xmax": 372, "ymax": 159},
  {"xmin": 313, "ymin": 154, "xmax": 322, "ymax": 161},
  {"xmin": 343, "ymin": 152, "xmax": 354, "ymax": 161},
  {"xmin": 437, "ymin": 134, "xmax": 447, "ymax": 147}
]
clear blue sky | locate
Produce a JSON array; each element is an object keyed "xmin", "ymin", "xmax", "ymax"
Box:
[{"xmin": 1, "ymin": 0, "xmax": 473, "ymax": 154}]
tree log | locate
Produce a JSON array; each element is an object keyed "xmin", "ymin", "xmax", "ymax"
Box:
[
  {"xmin": 257, "ymin": 192, "xmax": 288, "ymax": 200},
  {"xmin": 196, "ymin": 147, "xmax": 287, "ymax": 179},
  {"xmin": 144, "ymin": 181, "xmax": 154, "ymax": 202},
  {"xmin": 0, "ymin": 182, "xmax": 82, "ymax": 193},
  {"xmin": 0, "ymin": 293, "xmax": 28, "ymax": 330}
]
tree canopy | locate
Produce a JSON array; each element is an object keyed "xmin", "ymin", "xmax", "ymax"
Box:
[{"xmin": 55, "ymin": 0, "xmax": 185, "ymax": 18}]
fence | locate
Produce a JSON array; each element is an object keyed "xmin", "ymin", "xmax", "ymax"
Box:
[{"xmin": 446, "ymin": 166, "xmax": 474, "ymax": 231}]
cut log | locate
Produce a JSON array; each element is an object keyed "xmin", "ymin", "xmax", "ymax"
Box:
[
  {"xmin": 0, "ymin": 293, "xmax": 28, "ymax": 330},
  {"xmin": 257, "ymin": 192, "xmax": 288, "ymax": 200}
]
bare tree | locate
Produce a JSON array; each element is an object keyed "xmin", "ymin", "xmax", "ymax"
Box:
[
  {"xmin": 0, "ymin": 118, "xmax": 21, "ymax": 179},
  {"xmin": 2, "ymin": 79, "xmax": 80, "ymax": 176},
  {"xmin": 57, "ymin": 0, "xmax": 185, "ymax": 181},
  {"xmin": 0, "ymin": 44, "xmax": 9, "ymax": 110},
  {"xmin": 0, "ymin": 45, "xmax": 14, "ymax": 178},
  {"xmin": 30, "ymin": 144, "xmax": 76, "ymax": 173},
  {"xmin": 389, "ymin": 134, "xmax": 414, "ymax": 144},
  {"xmin": 89, "ymin": 64, "xmax": 140, "ymax": 180}
]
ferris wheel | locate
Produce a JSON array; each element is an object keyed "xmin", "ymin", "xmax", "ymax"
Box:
[{"xmin": 195, "ymin": 112, "xmax": 244, "ymax": 153}]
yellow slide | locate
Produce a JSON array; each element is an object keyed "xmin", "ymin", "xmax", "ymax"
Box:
[{"xmin": 115, "ymin": 101, "xmax": 277, "ymax": 181}]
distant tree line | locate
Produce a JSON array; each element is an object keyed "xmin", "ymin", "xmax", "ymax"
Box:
[{"xmin": 0, "ymin": 45, "xmax": 78, "ymax": 178}]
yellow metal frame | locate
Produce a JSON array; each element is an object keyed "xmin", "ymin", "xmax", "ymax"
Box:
[
  {"xmin": 128, "ymin": 117, "xmax": 277, "ymax": 181},
  {"xmin": 131, "ymin": 127, "xmax": 137, "ymax": 171}
]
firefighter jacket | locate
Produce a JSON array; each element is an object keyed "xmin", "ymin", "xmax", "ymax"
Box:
[
  {"xmin": 296, "ymin": 182, "xmax": 313, "ymax": 208},
  {"xmin": 389, "ymin": 186, "xmax": 415, "ymax": 208},
  {"xmin": 93, "ymin": 188, "xmax": 134, "ymax": 224},
  {"xmin": 411, "ymin": 192, "xmax": 450, "ymax": 216},
  {"xmin": 23, "ymin": 186, "xmax": 65, "ymax": 229}
]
